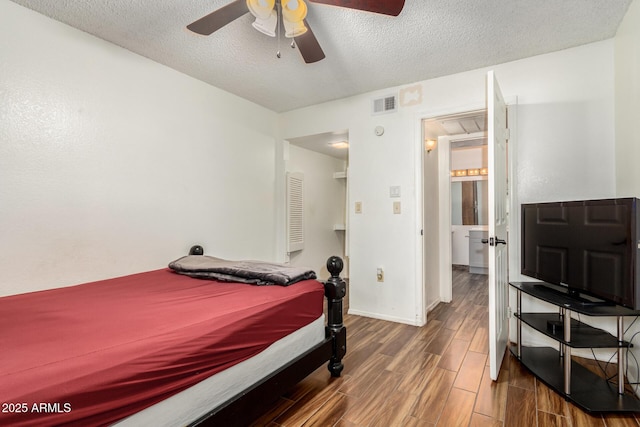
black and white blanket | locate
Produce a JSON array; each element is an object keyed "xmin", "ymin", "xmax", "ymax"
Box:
[{"xmin": 169, "ymin": 255, "xmax": 317, "ymax": 286}]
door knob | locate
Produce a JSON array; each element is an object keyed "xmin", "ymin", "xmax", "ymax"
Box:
[{"xmin": 484, "ymin": 237, "xmax": 507, "ymax": 246}]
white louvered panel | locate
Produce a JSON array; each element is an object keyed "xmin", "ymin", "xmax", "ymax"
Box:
[{"xmin": 287, "ymin": 172, "xmax": 304, "ymax": 252}]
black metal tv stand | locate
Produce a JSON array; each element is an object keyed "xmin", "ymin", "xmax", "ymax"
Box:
[
  {"xmin": 533, "ymin": 284, "xmax": 615, "ymax": 307},
  {"xmin": 510, "ymin": 281, "xmax": 640, "ymax": 413}
]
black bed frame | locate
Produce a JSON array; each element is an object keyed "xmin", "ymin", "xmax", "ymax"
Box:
[{"xmin": 189, "ymin": 255, "xmax": 347, "ymax": 426}]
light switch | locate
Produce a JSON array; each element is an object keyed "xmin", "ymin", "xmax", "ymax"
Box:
[
  {"xmin": 390, "ymin": 186, "xmax": 401, "ymax": 198},
  {"xmin": 355, "ymin": 201, "xmax": 362, "ymax": 214},
  {"xmin": 393, "ymin": 201, "xmax": 401, "ymax": 214}
]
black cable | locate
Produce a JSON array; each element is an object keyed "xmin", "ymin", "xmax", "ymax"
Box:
[
  {"xmin": 578, "ymin": 313, "xmax": 638, "ymax": 386},
  {"xmin": 574, "ymin": 314, "xmax": 640, "ymax": 390},
  {"xmin": 589, "ymin": 347, "xmax": 618, "ymax": 384},
  {"xmin": 625, "ymin": 330, "xmax": 640, "ymax": 393},
  {"xmin": 625, "ymin": 316, "xmax": 639, "ymax": 334}
]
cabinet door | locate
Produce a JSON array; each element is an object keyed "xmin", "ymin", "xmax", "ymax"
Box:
[{"xmin": 469, "ymin": 231, "xmax": 488, "ymax": 269}]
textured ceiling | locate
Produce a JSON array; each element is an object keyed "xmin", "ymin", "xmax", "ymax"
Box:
[{"xmin": 10, "ymin": 0, "xmax": 632, "ymax": 113}]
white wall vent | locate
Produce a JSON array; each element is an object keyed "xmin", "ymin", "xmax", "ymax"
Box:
[
  {"xmin": 372, "ymin": 95, "xmax": 398, "ymax": 115},
  {"xmin": 286, "ymin": 172, "xmax": 304, "ymax": 253}
]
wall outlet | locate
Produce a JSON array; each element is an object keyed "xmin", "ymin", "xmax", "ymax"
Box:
[{"xmin": 376, "ymin": 268, "xmax": 384, "ymax": 282}]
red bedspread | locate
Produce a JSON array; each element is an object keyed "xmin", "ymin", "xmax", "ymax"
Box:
[{"xmin": 0, "ymin": 269, "xmax": 324, "ymax": 426}]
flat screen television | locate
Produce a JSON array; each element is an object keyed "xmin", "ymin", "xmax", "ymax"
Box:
[{"xmin": 521, "ymin": 198, "xmax": 640, "ymax": 309}]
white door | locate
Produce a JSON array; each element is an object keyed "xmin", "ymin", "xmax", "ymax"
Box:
[{"xmin": 487, "ymin": 71, "xmax": 509, "ymax": 381}]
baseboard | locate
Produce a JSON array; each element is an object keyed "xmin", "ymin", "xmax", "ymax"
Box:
[
  {"xmin": 426, "ymin": 299, "xmax": 440, "ymax": 313},
  {"xmin": 347, "ymin": 308, "xmax": 422, "ymax": 326}
]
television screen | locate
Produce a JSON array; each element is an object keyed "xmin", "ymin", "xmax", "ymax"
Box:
[{"xmin": 521, "ymin": 198, "xmax": 640, "ymax": 309}]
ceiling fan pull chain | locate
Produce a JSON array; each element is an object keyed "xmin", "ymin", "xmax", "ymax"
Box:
[{"xmin": 276, "ymin": 0, "xmax": 282, "ymax": 58}]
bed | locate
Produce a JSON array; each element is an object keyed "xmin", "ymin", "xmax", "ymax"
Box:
[{"xmin": 0, "ymin": 252, "xmax": 346, "ymax": 426}]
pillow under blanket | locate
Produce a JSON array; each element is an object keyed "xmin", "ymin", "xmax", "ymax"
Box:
[{"xmin": 168, "ymin": 255, "xmax": 317, "ymax": 286}]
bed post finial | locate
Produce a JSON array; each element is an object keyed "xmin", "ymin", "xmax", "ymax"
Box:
[
  {"xmin": 327, "ymin": 256, "xmax": 343, "ymax": 277},
  {"xmin": 324, "ymin": 255, "xmax": 346, "ymax": 377},
  {"xmin": 189, "ymin": 245, "xmax": 204, "ymax": 255}
]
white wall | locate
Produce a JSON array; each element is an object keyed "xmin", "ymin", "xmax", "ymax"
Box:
[
  {"xmin": 0, "ymin": 2, "xmax": 279, "ymax": 296},
  {"xmin": 280, "ymin": 40, "xmax": 616, "ymax": 325},
  {"xmin": 286, "ymin": 145, "xmax": 347, "ymax": 279},
  {"xmin": 615, "ymin": 0, "xmax": 640, "ymax": 197}
]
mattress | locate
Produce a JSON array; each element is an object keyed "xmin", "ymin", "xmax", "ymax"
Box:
[
  {"xmin": 114, "ymin": 314, "xmax": 325, "ymax": 426},
  {"xmin": 0, "ymin": 269, "xmax": 324, "ymax": 426}
]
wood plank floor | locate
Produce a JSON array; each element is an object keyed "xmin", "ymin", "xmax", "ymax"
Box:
[{"xmin": 251, "ymin": 269, "xmax": 640, "ymax": 426}]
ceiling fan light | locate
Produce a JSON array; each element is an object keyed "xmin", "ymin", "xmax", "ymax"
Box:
[
  {"xmin": 282, "ymin": 0, "xmax": 307, "ymax": 23},
  {"xmin": 251, "ymin": 11, "xmax": 278, "ymax": 37},
  {"xmin": 329, "ymin": 141, "xmax": 349, "ymax": 149},
  {"xmin": 284, "ymin": 19, "xmax": 307, "ymax": 38},
  {"xmin": 247, "ymin": 0, "xmax": 275, "ymax": 19}
]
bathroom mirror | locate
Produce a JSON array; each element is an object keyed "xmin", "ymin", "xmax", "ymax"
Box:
[{"xmin": 451, "ymin": 180, "xmax": 488, "ymax": 225}]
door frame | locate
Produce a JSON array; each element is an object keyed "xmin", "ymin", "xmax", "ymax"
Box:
[{"xmin": 416, "ymin": 98, "xmax": 518, "ymax": 325}]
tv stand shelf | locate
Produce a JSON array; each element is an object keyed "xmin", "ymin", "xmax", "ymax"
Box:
[
  {"xmin": 518, "ymin": 313, "xmax": 630, "ymax": 348},
  {"xmin": 510, "ymin": 281, "xmax": 640, "ymax": 413}
]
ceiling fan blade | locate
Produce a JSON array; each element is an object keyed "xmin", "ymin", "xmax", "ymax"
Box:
[
  {"xmin": 309, "ymin": 0, "xmax": 405, "ymax": 16},
  {"xmin": 187, "ymin": 0, "xmax": 249, "ymax": 35},
  {"xmin": 295, "ymin": 20, "xmax": 326, "ymax": 64}
]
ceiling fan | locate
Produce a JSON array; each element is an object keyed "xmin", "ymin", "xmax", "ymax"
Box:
[{"xmin": 187, "ymin": 0, "xmax": 405, "ymax": 63}]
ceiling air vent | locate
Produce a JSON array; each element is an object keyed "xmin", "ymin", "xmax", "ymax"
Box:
[{"xmin": 372, "ymin": 95, "xmax": 397, "ymax": 115}]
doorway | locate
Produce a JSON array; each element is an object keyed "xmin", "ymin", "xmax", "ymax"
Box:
[
  {"xmin": 422, "ymin": 110, "xmax": 488, "ymax": 313},
  {"xmin": 285, "ymin": 130, "xmax": 349, "ymax": 280},
  {"xmin": 418, "ymin": 73, "xmax": 516, "ymax": 380}
]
